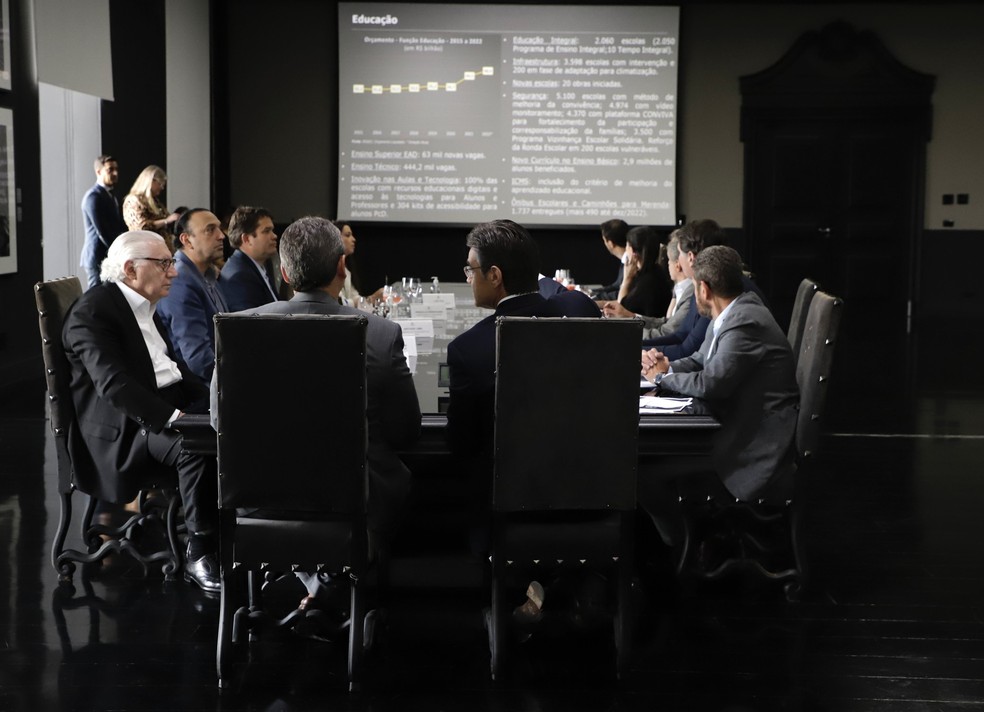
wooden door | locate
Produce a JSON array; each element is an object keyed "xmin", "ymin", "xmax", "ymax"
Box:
[{"xmin": 741, "ymin": 23, "xmax": 933, "ymax": 426}]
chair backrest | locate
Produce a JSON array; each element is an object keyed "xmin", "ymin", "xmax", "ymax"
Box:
[
  {"xmin": 34, "ymin": 277, "xmax": 83, "ymax": 494},
  {"xmin": 787, "ymin": 278, "xmax": 820, "ymax": 360},
  {"xmin": 214, "ymin": 313, "xmax": 368, "ymax": 515},
  {"xmin": 795, "ymin": 290, "xmax": 843, "ymax": 458},
  {"xmin": 493, "ymin": 317, "xmax": 642, "ymax": 513}
]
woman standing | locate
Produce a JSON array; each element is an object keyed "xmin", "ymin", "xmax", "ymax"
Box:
[{"xmin": 122, "ymin": 165, "xmax": 181, "ymax": 251}]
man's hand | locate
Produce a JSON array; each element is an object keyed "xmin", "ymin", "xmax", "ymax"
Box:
[
  {"xmin": 641, "ymin": 348, "xmax": 669, "ymax": 381},
  {"xmin": 603, "ymin": 301, "xmax": 635, "ymax": 319}
]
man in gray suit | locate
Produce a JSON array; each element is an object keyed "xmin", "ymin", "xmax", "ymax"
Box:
[
  {"xmin": 212, "ymin": 216, "xmax": 421, "ymax": 548},
  {"xmin": 639, "ymin": 245, "xmax": 799, "ymax": 544}
]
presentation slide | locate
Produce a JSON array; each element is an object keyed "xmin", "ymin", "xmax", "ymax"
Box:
[{"xmin": 337, "ymin": 3, "xmax": 679, "ymax": 227}]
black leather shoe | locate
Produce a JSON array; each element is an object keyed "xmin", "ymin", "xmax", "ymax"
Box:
[{"xmin": 184, "ymin": 553, "xmax": 220, "ymax": 594}]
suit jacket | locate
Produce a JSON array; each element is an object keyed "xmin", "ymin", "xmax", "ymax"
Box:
[
  {"xmin": 621, "ymin": 268, "xmax": 673, "ymax": 318},
  {"xmin": 661, "ymin": 291, "xmax": 799, "ymax": 500},
  {"xmin": 594, "ymin": 262, "xmax": 624, "ymax": 301},
  {"xmin": 157, "ymin": 250, "xmax": 228, "ymax": 384},
  {"xmin": 641, "ymin": 279, "xmax": 694, "ymax": 340},
  {"xmin": 447, "ymin": 291, "xmax": 598, "ymax": 458},
  {"xmin": 62, "ymin": 282, "xmax": 207, "ymax": 503},
  {"xmin": 219, "ymin": 249, "xmax": 279, "ymax": 312},
  {"xmin": 537, "ymin": 277, "xmax": 603, "ymax": 317},
  {"xmin": 217, "ymin": 291, "xmax": 421, "ymax": 538},
  {"xmin": 79, "ymin": 183, "xmax": 126, "ymax": 274},
  {"xmin": 644, "ymin": 274, "xmax": 767, "ymax": 361}
]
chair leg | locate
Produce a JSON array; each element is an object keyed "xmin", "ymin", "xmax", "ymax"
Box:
[
  {"xmin": 347, "ymin": 576, "xmax": 365, "ymax": 693},
  {"xmin": 488, "ymin": 572, "xmax": 505, "ymax": 681},
  {"xmin": 785, "ymin": 503, "xmax": 807, "ymax": 602},
  {"xmin": 217, "ymin": 563, "xmax": 246, "ymax": 689},
  {"xmin": 614, "ymin": 557, "xmax": 633, "ymax": 680},
  {"xmin": 52, "ymin": 491, "xmax": 77, "ymax": 582},
  {"xmin": 162, "ymin": 491, "xmax": 182, "ymax": 580}
]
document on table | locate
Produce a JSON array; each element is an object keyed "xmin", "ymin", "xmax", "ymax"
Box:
[{"xmin": 639, "ymin": 395, "xmax": 693, "ymax": 413}]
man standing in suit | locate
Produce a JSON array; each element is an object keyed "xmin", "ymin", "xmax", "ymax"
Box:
[
  {"xmin": 214, "ymin": 216, "xmax": 421, "ymax": 548},
  {"xmin": 157, "ymin": 208, "xmax": 228, "ymax": 383},
  {"xmin": 80, "ymin": 155, "xmax": 127, "ymax": 290},
  {"xmin": 640, "ymin": 245, "xmax": 799, "ymax": 544},
  {"xmin": 220, "ymin": 206, "xmax": 281, "ymax": 311},
  {"xmin": 62, "ymin": 231, "xmax": 220, "ymax": 592}
]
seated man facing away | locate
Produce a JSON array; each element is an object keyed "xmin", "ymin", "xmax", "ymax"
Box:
[
  {"xmin": 156, "ymin": 208, "xmax": 229, "ymax": 383},
  {"xmin": 639, "ymin": 245, "xmax": 799, "ymax": 545},
  {"xmin": 62, "ymin": 231, "xmax": 220, "ymax": 593},
  {"xmin": 220, "ymin": 205, "xmax": 281, "ymax": 311},
  {"xmin": 210, "ymin": 216, "xmax": 421, "ymax": 608},
  {"xmin": 447, "ymin": 219, "xmax": 600, "ymax": 461}
]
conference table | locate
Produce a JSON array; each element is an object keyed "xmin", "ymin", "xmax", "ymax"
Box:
[
  {"xmin": 377, "ymin": 281, "xmax": 718, "ymax": 457},
  {"xmin": 177, "ymin": 282, "xmax": 719, "ymax": 455}
]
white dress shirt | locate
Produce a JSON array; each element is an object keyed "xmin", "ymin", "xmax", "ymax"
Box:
[{"xmin": 115, "ymin": 281, "xmax": 183, "ymax": 424}]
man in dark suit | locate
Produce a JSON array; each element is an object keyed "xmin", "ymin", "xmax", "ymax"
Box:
[
  {"xmin": 592, "ymin": 218, "xmax": 629, "ymax": 301},
  {"xmin": 447, "ymin": 219, "xmax": 597, "ymax": 460},
  {"xmin": 62, "ymin": 231, "xmax": 220, "ymax": 593},
  {"xmin": 219, "ymin": 206, "xmax": 281, "ymax": 311},
  {"xmin": 156, "ymin": 208, "xmax": 229, "ymax": 383},
  {"xmin": 212, "ymin": 216, "xmax": 421, "ymax": 547},
  {"xmin": 79, "ymin": 155, "xmax": 127, "ymax": 291},
  {"xmin": 640, "ymin": 245, "xmax": 799, "ymax": 544}
]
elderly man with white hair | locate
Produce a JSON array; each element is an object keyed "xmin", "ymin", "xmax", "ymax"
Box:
[{"xmin": 62, "ymin": 230, "xmax": 220, "ymax": 593}]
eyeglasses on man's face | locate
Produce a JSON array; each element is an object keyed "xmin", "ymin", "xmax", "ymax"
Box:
[
  {"xmin": 135, "ymin": 257, "xmax": 177, "ymax": 272},
  {"xmin": 463, "ymin": 264, "xmax": 479, "ymax": 281}
]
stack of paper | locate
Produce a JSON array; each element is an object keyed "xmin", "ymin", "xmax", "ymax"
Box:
[{"xmin": 639, "ymin": 396, "xmax": 693, "ymax": 413}]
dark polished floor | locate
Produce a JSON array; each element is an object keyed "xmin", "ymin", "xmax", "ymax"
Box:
[{"xmin": 3, "ymin": 376, "xmax": 984, "ymax": 712}]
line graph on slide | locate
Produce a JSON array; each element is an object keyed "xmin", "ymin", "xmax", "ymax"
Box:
[{"xmin": 353, "ymin": 66, "xmax": 495, "ymax": 95}]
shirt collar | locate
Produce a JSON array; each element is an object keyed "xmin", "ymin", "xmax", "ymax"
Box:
[
  {"xmin": 115, "ymin": 280, "xmax": 156, "ymax": 317},
  {"xmin": 713, "ymin": 296, "xmax": 739, "ymax": 335}
]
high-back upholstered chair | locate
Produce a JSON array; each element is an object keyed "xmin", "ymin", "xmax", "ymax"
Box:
[
  {"xmin": 488, "ymin": 316, "xmax": 642, "ymax": 679},
  {"xmin": 214, "ymin": 313, "xmax": 372, "ymax": 692},
  {"xmin": 787, "ymin": 278, "xmax": 820, "ymax": 362},
  {"xmin": 676, "ymin": 290, "xmax": 843, "ymax": 600},
  {"xmin": 35, "ymin": 277, "xmax": 181, "ymax": 582}
]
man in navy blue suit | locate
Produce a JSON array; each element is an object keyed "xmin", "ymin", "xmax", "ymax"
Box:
[
  {"xmin": 79, "ymin": 155, "xmax": 127, "ymax": 290},
  {"xmin": 219, "ymin": 206, "xmax": 281, "ymax": 311},
  {"xmin": 156, "ymin": 209, "xmax": 229, "ymax": 383},
  {"xmin": 447, "ymin": 219, "xmax": 600, "ymax": 461}
]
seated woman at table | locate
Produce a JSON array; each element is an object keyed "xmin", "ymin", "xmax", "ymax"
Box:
[
  {"xmin": 122, "ymin": 165, "xmax": 182, "ymax": 252},
  {"xmin": 333, "ymin": 220, "xmax": 384, "ymax": 307},
  {"xmin": 602, "ymin": 225, "xmax": 672, "ymax": 319}
]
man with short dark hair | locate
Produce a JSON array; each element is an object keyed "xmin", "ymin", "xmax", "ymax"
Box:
[
  {"xmin": 63, "ymin": 231, "xmax": 220, "ymax": 592},
  {"xmin": 80, "ymin": 155, "xmax": 127, "ymax": 290},
  {"xmin": 157, "ymin": 208, "xmax": 228, "ymax": 383},
  {"xmin": 593, "ymin": 218, "xmax": 629, "ymax": 301},
  {"xmin": 448, "ymin": 220, "xmax": 567, "ymax": 459},
  {"xmin": 640, "ymin": 245, "xmax": 799, "ymax": 544},
  {"xmin": 220, "ymin": 206, "xmax": 281, "ymax": 310}
]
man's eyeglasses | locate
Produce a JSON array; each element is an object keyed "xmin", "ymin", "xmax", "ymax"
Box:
[
  {"xmin": 135, "ymin": 257, "xmax": 177, "ymax": 272},
  {"xmin": 463, "ymin": 264, "xmax": 479, "ymax": 280}
]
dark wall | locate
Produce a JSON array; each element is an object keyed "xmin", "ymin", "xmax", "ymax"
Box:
[
  {"xmin": 0, "ymin": 0, "xmax": 44, "ymax": 389},
  {"xmin": 102, "ymin": 0, "xmax": 167, "ymax": 201}
]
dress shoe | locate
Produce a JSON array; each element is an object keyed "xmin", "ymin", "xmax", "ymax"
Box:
[{"xmin": 184, "ymin": 553, "xmax": 221, "ymax": 594}]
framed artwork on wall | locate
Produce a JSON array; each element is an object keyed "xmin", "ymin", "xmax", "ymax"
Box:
[
  {"xmin": 0, "ymin": 108, "xmax": 15, "ymax": 274},
  {"xmin": 0, "ymin": 0, "xmax": 9, "ymax": 91}
]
